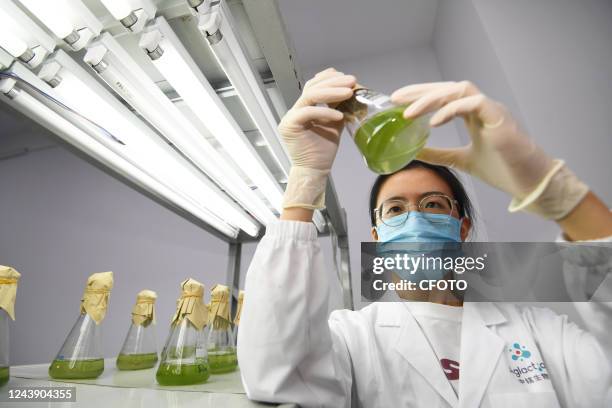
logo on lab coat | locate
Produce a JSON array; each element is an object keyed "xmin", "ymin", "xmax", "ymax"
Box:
[
  {"xmin": 440, "ymin": 358, "xmax": 460, "ymax": 380},
  {"xmin": 509, "ymin": 342, "xmax": 531, "ymax": 361},
  {"xmin": 508, "ymin": 342, "xmax": 550, "ymax": 385}
]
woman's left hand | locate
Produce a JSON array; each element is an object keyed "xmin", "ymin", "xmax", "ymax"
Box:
[{"xmin": 391, "ymin": 81, "xmax": 588, "ymax": 220}]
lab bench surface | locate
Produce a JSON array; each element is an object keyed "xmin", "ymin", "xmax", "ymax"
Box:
[{"xmin": 0, "ymin": 358, "xmax": 296, "ymax": 407}]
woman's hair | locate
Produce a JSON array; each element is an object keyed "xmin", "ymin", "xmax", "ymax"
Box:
[{"xmin": 368, "ymin": 160, "xmax": 475, "ymax": 227}]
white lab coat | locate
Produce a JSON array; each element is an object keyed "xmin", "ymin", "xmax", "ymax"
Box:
[{"xmin": 238, "ymin": 221, "xmax": 612, "ymax": 407}]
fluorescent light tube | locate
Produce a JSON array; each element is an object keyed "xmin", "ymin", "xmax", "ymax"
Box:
[
  {"xmin": 17, "ymin": 0, "xmax": 73, "ymax": 39},
  {"xmin": 99, "ymin": 0, "xmax": 132, "ymax": 20},
  {"xmin": 198, "ymin": 2, "xmax": 290, "ymax": 178},
  {"xmin": 0, "ymin": 49, "xmax": 13, "ymax": 70},
  {"xmin": 17, "ymin": 0, "xmax": 102, "ymax": 50},
  {"xmin": 37, "ymin": 50, "xmax": 259, "ymax": 237},
  {"xmin": 83, "ymin": 33, "xmax": 274, "ymax": 229},
  {"xmin": 0, "ymin": 1, "xmax": 55, "ymax": 67},
  {"xmin": 99, "ymin": 0, "xmax": 156, "ymax": 33},
  {"xmin": 0, "ymin": 28, "xmax": 28, "ymax": 59},
  {"xmin": 140, "ymin": 17, "xmax": 284, "ymax": 214},
  {"xmin": 199, "ymin": 2, "xmax": 329, "ymax": 232},
  {"xmin": 0, "ymin": 64, "xmax": 238, "ymax": 238}
]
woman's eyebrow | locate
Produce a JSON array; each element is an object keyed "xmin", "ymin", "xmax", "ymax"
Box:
[
  {"xmin": 382, "ymin": 191, "xmax": 448, "ymax": 202},
  {"xmin": 382, "ymin": 195, "xmax": 407, "ymax": 202},
  {"xmin": 420, "ymin": 191, "xmax": 448, "ymax": 198}
]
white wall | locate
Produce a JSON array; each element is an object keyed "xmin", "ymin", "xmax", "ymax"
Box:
[
  {"xmin": 0, "ymin": 138, "xmax": 230, "ymax": 365},
  {"xmin": 472, "ymin": 0, "xmax": 612, "ymax": 206},
  {"xmin": 433, "ymin": 0, "xmax": 612, "ymax": 328},
  {"xmin": 433, "ymin": 0, "xmax": 612, "ymax": 241}
]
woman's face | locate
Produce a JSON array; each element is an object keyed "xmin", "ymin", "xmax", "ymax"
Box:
[{"xmin": 371, "ymin": 167, "xmax": 472, "ymax": 241}]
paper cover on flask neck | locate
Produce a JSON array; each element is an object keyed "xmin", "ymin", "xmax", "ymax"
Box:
[{"xmin": 0, "ymin": 265, "xmax": 21, "ymax": 320}]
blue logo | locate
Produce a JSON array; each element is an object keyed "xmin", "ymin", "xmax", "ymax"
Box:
[{"xmin": 509, "ymin": 342, "xmax": 531, "ymax": 362}]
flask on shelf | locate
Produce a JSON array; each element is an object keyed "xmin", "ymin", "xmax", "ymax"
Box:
[
  {"xmin": 116, "ymin": 289, "xmax": 158, "ymax": 370},
  {"xmin": 207, "ymin": 284, "xmax": 237, "ymax": 374},
  {"xmin": 156, "ymin": 278, "xmax": 209, "ymax": 385},
  {"xmin": 49, "ymin": 272, "xmax": 114, "ymax": 379},
  {"xmin": 0, "ymin": 265, "xmax": 20, "ymax": 387}
]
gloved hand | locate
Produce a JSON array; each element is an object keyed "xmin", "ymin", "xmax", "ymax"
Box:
[
  {"xmin": 280, "ymin": 68, "xmax": 356, "ymax": 209},
  {"xmin": 391, "ymin": 81, "xmax": 589, "ymax": 220}
]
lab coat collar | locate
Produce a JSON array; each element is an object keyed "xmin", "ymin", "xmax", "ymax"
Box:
[
  {"xmin": 458, "ymin": 303, "xmax": 507, "ymax": 408},
  {"xmin": 392, "ymin": 302, "xmax": 459, "ymax": 407},
  {"xmin": 468, "ymin": 301, "xmax": 507, "ymax": 326},
  {"xmin": 389, "ymin": 302, "xmax": 507, "ymax": 408}
]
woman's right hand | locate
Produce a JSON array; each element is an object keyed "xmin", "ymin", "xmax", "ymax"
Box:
[{"xmin": 280, "ymin": 68, "xmax": 356, "ymax": 211}]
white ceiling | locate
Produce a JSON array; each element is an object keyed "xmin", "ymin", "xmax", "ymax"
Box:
[{"xmin": 277, "ymin": 0, "xmax": 439, "ymax": 72}]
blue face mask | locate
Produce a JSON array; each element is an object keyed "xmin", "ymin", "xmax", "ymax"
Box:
[
  {"xmin": 375, "ymin": 212, "xmax": 462, "ymax": 282},
  {"xmin": 376, "ymin": 211, "xmax": 461, "ymax": 243}
]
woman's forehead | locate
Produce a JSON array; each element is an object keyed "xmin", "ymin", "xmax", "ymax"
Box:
[{"xmin": 377, "ymin": 168, "xmax": 455, "ymax": 204}]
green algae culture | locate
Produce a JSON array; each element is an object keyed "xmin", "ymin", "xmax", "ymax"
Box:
[
  {"xmin": 157, "ymin": 279, "xmax": 209, "ymax": 385},
  {"xmin": 208, "ymin": 349, "xmax": 237, "ymax": 374},
  {"xmin": 354, "ymin": 105, "xmax": 429, "ymax": 174},
  {"xmin": 116, "ymin": 353, "xmax": 158, "ymax": 371},
  {"xmin": 0, "ymin": 266, "xmax": 21, "ymax": 388},
  {"xmin": 48, "ymin": 358, "xmax": 104, "ymax": 379},
  {"xmin": 48, "ymin": 272, "xmax": 113, "ymax": 381},
  {"xmin": 156, "ymin": 357, "xmax": 210, "ymax": 386},
  {"xmin": 0, "ymin": 366, "xmax": 9, "ymax": 387},
  {"xmin": 117, "ymin": 290, "xmax": 158, "ymax": 371},
  {"xmin": 207, "ymin": 285, "xmax": 237, "ymax": 375}
]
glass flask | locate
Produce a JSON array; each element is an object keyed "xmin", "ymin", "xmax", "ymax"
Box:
[
  {"xmin": 0, "ymin": 265, "xmax": 20, "ymax": 388},
  {"xmin": 116, "ymin": 290, "xmax": 158, "ymax": 371},
  {"xmin": 0, "ymin": 310, "xmax": 9, "ymax": 387},
  {"xmin": 335, "ymin": 88, "xmax": 430, "ymax": 174},
  {"xmin": 49, "ymin": 271, "xmax": 113, "ymax": 379},
  {"xmin": 232, "ymin": 290, "xmax": 244, "ymax": 349},
  {"xmin": 207, "ymin": 284, "xmax": 237, "ymax": 374},
  {"xmin": 49, "ymin": 313, "xmax": 104, "ymax": 379},
  {"xmin": 156, "ymin": 278, "xmax": 209, "ymax": 385}
]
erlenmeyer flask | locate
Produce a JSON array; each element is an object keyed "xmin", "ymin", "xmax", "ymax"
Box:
[
  {"xmin": 156, "ymin": 278, "xmax": 209, "ymax": 385},
  {"xmin": 232, "ymin": 290, "xmax": 244, "ymax": 347},
  {"xmin": 335, "ymin": 88, "xmax": 430, "ymax": 174},
  {"xmin": 0, "ymin": 310, "xmax": 9, "ymax": 387},
  {"xmin": 0, "ymin": 265, "xmax": 20, "ymax": 388},
  {"xmin": 207, "ymin": 284, "xmax": 237, "ymax": 374},
  {"xmin": 116, "ymin": 290, "xmax": 158, "ymax": 370},
  {"xmin": 49, "ymin": 271, "xmax": 113, "ymax": 379}
]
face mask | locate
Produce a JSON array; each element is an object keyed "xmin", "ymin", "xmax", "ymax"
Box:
[
  {"xmin": 376, "ymin": 211, "xmax": 461, "ymax": 243},
  {"xmin": 375, "ymin": 212, "xmax": 462, "ymax": 283}
]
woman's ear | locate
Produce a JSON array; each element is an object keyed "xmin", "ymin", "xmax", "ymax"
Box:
[
  {"xmin": 460, "ymin": 218, "xmax": 472, "ymax": 241},
  {"xmin": 371, "ymin": 226, "xmax": 379, "ymax": 241}
]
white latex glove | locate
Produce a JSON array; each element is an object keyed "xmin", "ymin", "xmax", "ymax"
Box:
[
  {"xmin": 391, "ymin": 81, "xmax": 589, "ymax": 220},
  {"xmin": 280, "ymin": 68, "xmax": 356, "ymax": 209}
]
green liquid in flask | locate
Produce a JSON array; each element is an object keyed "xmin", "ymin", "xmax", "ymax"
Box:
[
  {"xmin": 354, "ymin": 105, "xmax": 429, "ymax": 174},
  {"xmin": 116, "ymin": 353, "xmax": 158, "ymax": 371},
  {"xmin": 208, "ymin": 350, "xmax": 238, "ymax": 374},
  {"xmin": 0, "ymin": 366, "xmax": 9, "ymax": 387},
  {"xmin": 48, "ymin": 358, "xmax": 105, "ymax": 379},
  {"xmin": 156, "ymin": 358, "xmax": 210, "ymax": 385}
]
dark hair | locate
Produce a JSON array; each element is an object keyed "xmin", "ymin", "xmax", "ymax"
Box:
[{"xmin": 369, "ymin": 160, "xmax": 475, "ymax": 227}]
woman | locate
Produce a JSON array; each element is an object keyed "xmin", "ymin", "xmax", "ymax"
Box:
[{"xmin": 238, "ymin": 68, "xmax": 612, "ymax": 407}]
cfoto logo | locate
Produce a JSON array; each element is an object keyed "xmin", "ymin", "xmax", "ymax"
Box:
[{"xmin": 509, "ymin": 342, "xmax": 531, "ymax": 362}]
